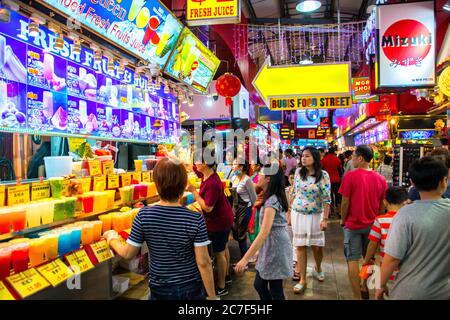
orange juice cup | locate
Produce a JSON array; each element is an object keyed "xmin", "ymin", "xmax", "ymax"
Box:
[
  {"xmin": 98, "ymin": 214, "xmax": 112, "ymax": 233},
  {"xmin": 134, "ymin": 160, "xmax": 143, "ymax": 172},
  {"xmin": 80, "ymin": 223, "xmax": 94, "ymax": 246},
  {"xmin": 11, "ymin": 208, "xmax": 27, "ymax": 232},
  {"xmin": 123, "ymin": 212, "xmax": 132, "ymax": 230},
  {"xmin": 92, "ymin": 221, "xmax": 103, "ymax": 242},
  {"xmin": 112, "ymin": 213, "xmax": 124, "ymax": 232},
  {"xmin": 29, "ymin": 238, "xmax": 47, "ymax": 267},
  {"xmin": 0, "ymin": 209, "xmax": 12, "ymax": 234},
  {"xmin": 105, "ymin": 190, "xmax": 115, "ymax": 209}
]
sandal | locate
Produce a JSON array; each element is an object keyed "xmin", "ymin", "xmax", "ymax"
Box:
[
  {"xmin": 293, "ymin": 283, "xmax": 306, "ymax": 294},
  {"xmin": 292, "ymin": 272, "xmax": 300, "ymax": 281}
]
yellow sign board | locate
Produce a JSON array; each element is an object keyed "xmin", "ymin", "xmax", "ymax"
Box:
[
  {"xmin": 0, "ymin": 185, "xmax": 5, "ymax": 207},
  {"xmin": 81, "ymin": 177, "xmax": 91, "ymax": 193},
  {"xmin": 88, "ymin": 160, "xmax": 102, "ymax": 176},
  {"xmin": 108, "ymin": 175, "xmax": 119, "ymax": 189},
  {"xmin": 6, "ymin": 268, "xmax": 50, "ymax": 299},
  {"xmin": 66, "ymin": 249, "xmax": 94, "ymax": 274},
  {"xmin": 121, "ymin": 173, "xmax": 131, "ymax": 187},
  {"xmin": 68, "ymin": 138, "xmax": 86, "ymax": 153},
  {"xmin": 253, "ymin": 60, "xmax": 352, "ymax": 107},
  {"xmin": 31, "ymin": 182, "xmax": 51, "ymax": 201},
  {"xmin": 269, "ymin": 96, "xmax": 352, "ymax": 111},
  {"xmin": 37, "ymin": 259, "xmax": 74, "ymax": 287},
  {"xmin": 132, "ymin": 172, "xmax": 142, "ymax": 183},
  {"xmin": 93, "ymin": 176, "xmax": 106, "ymax": 192},
  {"xmin": 0, "ymin": 280, "xmax": 15, "ymax": 300},
  {"xmin": 186, "ymin": 0, "xmax": 240, "ymax": 26},
  {"xmin": 7, "ymin": 184, "xmax": 30, "ymax": 206},
  {"xmin": 142, "ymin": 172, "xmax": 151, "ymax": 183},
  {"xmin": 90, "ymin": 240, "xmax": 113, "ymax": 264},
  {"xmin": 102, "ymin": 160, "xmax": 114, "ymax": 175}
]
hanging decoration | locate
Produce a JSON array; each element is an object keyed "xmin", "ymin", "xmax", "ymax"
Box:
[{"xmin": 216, "ymin": 73, "xmax": 241, "ymax": 107}]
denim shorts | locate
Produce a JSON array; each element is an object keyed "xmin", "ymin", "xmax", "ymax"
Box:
[
  {"xmin": 150, "ymin": 280, "xmax": 205, "ymax": 300},
  {"xmin": 343, "ymin": 226, "xmax": 372, "ymax": 262},
  {"xmin": 208, "ymin": 230, "xmax": 230, "ymax": 253}
]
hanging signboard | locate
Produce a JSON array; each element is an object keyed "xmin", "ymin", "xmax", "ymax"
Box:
[
  {"xmin": 352, "ymin": 78, "xmax": 379, "ymax": 102},
  {"xmin": 376, "ymin": 1, "xmax": 436, "ymax": 88},
  {"xmin": 186, "ymin": 0, "xmax": 241, "ymax": 26},
  {"xmin": 42, "ymin": 0, "xmax": 183, "ymax": 69},
  {"xmin": 253, "ymin": 60, "xmax": 352, "ymax": 109}
]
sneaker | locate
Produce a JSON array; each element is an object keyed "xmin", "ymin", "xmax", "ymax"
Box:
[
  {"xmin": 312, "ymin": 269, "xmax": 325, "ymax": 282},
  {"xmin": 225, "ymin": 276, "xmax": 232, "ymax": 285},
  {"xmin": 216, "ymin": 287, "xmax": 229, "ymax": 297}
]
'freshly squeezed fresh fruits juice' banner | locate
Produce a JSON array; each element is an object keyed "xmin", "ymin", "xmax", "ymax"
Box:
[{"xmin": 0, "ymin": 10, "xmax": 179, "ymax": 142}]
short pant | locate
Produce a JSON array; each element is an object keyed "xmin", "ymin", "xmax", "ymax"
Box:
[
  {"xmin": 343, "ymin": 226, "xmax": 371, "ymax": 261},
  {"xmin": 208, "ymin": 230, "xmax": 230, "ymax": 253}
]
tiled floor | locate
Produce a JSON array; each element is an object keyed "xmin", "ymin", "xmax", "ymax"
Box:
[{"xmin": 117, "ymin": 220, "xmax": 357, "ymax": 300}]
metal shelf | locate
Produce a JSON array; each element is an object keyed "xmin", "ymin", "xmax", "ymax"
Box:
[{"xmin": 0, "ymin": 195, "xmax": 161, "ymax": 242}]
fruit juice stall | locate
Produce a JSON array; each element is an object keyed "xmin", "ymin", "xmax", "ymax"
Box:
[{"xmin": 0, "ymin": 0, "xmax": 219, "ymax": 300}]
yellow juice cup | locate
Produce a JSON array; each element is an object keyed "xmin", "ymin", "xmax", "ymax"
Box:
[
  {"xmin": 41, "ymin": 234, "xmax": 59, "ymax": 260},
  {"xmin": 26, "ymin": 203, "xmax": 42, "ymax": 228},
  {"xmin": 92, "ymin": 221, "xmax": 103, "ymax": 242},
  {"xmin": 92, "ymin": 192, "xmax": 108, "ymax": 213},
  {"xmin": 98, "ymin": 214, "xmax": 112, "ymax": 233},
  {"xmin": 105, "ymin": 190, "xmax": 116, "ymax": 209},
  {"xmin": 134, "ymin": 160, "xmax": 143, "ymax": 172},
  {"xmin": 112, "ymin": 212, "xmax": 124, "ymax": 232},
  {"xmin": 29, "ymin": 238, "xmax": 46, "ymax": 267},
  {"xmin": 148, "ymin": 182, "xmax": 157, "ymax": 197},
  {"xmin": 122, "ymin": 212, "xmax": 132, "ymax": 230}
]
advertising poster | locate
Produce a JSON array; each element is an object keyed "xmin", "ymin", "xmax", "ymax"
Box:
[
  {"xmin": 67, "ymin": 62, "xmax": 97, "ymax": 101},
  {"xmin": 120, "ymin": 109, "xmax": 140, "ymax": 140},
  {"xmin": 377, "ymin": 1, "xmax": 435, "ymax": 88},
  {"xmin": 27, "ymin": 45, "xmax": 67, "ymax": 93},
  {"xmin": 0, "ymin": 34, "xmax": 27, "ymax": 84},
  {"xmin": 119, "ymin": 84, "xmax": 133, "ymax": 109},
  {"xmin": 0, "ymin": 80, "xmax": 27, "ymax": 129},
  {"xmin": 42, "ymin": 0, "xmax": 183, "ymax": 68},
  {"xmin": 67, "ymin": 96, "xmax": 97, "ymax": 135},
  {"xmin": 96, "ymin": 74, "xmax": 120, "ymax": 106},
  {"xmin": 27, "ymin": 86, "xmax": 67, "ymax": 133},
  {"xmin": 140, "ymin": 114, "xmax": 152, "ymax": 141},
  {"xmin": 297, "ymin": 110, "xmax": 328, "ymax": 128},
  {"xmin": 164, "ymin": 27, "xmax": 220, "ymax": 93}
]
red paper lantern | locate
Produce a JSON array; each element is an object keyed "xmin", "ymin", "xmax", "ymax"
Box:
[{"xmin": 215, "ymin": 73, "xmax": 241, "ymax": 107}]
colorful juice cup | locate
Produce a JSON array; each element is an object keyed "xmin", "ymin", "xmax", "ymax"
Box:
[
  {"xmin": 80, "ymin": 194, "xmax": 94, "ymax": 214},
  {"xmin": 70, "ymin": 227, "xmax": 82, "ymax": 252},
  {"xmin": 0, "ymin": 246, "xmax": 11, "ymax": 278},
  {"xmin": 123, "ymin": 212, "xmax": 132, "ymax": 230},
  {"xmin": 132, "ymin": 185, "xmax": 140, "ymax": 200},
  {"xmin": 49, "ymin": 177, "xmax": 64, "ymax": 198},
  {"xmin": 41, "ymin": 234, "xmax": 59, "ymax": 261},
  {"xmin": 41, "ymin": 200, "xmax": 55, "ymax": 225},
  {"xmin": 134, "ymin": 160, "xmax": 143, "ymax": 172},
  {"xmin": 119, "ymin": 187, "xmax": 132, "ymax": 204},
  {"xmin": 148, "ymin": 183, "xmax": 157, "ymax": 197},
  {"xmin": 98, "ymin": 214, "xmax": 112, "ymax": 233},
  {"xmin": 92, "ymin": 221, "xmax": 103, "ymax": 242},
  {"xmin": 105, "ymin": 190, "xmax": 115, "ymax": 209},
  {"xmin": 0, "ymin": 209, "xmax": 12, "ymax": 234},
  {"xmin": 92, "ymin": 192, "xmax": 108, "ymax": 213},
  {"xmin": 58, "ymin": 230, "xmax": 72, "ymax": 257},
  {"xmin": 112, "ymin": 213, "xmax": 124, "ymax": 232},
  {"xmin": 26, "ymin": 203, "xmax": 42, "ymax": 229},
  {"xmin": 65, "ymin": 197, "xmax": 77, "ymax": 218},
  {"xmin": 139, "ymin": 184, "xmax": 148, "ymax": 198},
  {"xmin": 11, "ymin": 243, "xmax": 29, "ymax": 273},
  {"xmin": 53, "ymin": 200, "xmax": 66, "ymax": 221},
  {"xmin": 80, "ymin": 223, "xmax": 94, "ymax": 246},
  {"xmin": 29, "ymin": 238, "xmax": 46, "ymax": 267},
  {"xmin": 10, "ymin": 208, "xmax": 26, "ymax": 232}
]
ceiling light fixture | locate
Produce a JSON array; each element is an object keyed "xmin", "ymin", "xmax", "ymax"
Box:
[{"xmin": 296, "ymin": 0, "xmax": 322, "ymax": 13}]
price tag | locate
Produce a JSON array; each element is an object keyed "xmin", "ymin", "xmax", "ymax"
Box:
[
  {"xmin": 65, "ymin": 249, "xmax": 94, "ymax": 274},
  {"xmin": 7, "ymin": 184, "xmax": 30, "ymax": 206},
  {"xmin": 68, "ymin": 137, "xmax": 86, "ymax": 153},
  {"xmin": 6, "ymin": 268, "xmax": 50, "ymax": 299},
  {"xmin": 0, "ymin": 280, "xmax": 15, "ymax": 300},
  {"xmin": 102, "ymin": 160, "xmax": 114, "ymax": 175},
  {"xmin": 121, "ymin": 173, "xmax": 131, "ymax": 187},
  {"xmin": 132, "ymin": 172, "xmax": 142, "ymax": 183},
  {"xmin": 31, "ymin": 181, "xmax": 50, "ymax": 201},
  {"xmin": 36, "ymin": 259, "xmax": 74, "ymax": 287},
  {"xmin": 88, "ymin": 160, "xmax": 102, "ymax": 176},
  {"xmin": 90, "ymin": 240, "xmax": 113, "ymax": 263},
  {"xmin": 142, "ymin": 172, "xmax": 151, "ymax": 183},
  {"xmin": 108, "ymin": 175, "xmax": 119, "ymax": 189},
  {"xmin": 93, "ymin": 176, "xmax": 106, "ymax": 192},
  {"xmin": 81, "ymin": 177, "xmax": 91, "ymax": 193},
  {"xmin": 61, "ymin": 180, "xmax": 70, "ymax": 197},
  {"xmin": 0, "ymin": 185, "xmax": 5, "ymax": 207}
]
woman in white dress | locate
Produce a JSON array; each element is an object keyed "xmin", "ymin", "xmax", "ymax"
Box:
[{"xmin": 291, "ymin": 147, "xmax": 331, "ymax": 294}]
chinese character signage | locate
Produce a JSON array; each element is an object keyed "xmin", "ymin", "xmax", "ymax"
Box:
[
  {"xmin": 376, "ymin": 1, "xmax": 435, "ymax": 88},
  {"xmin": 186, "ymin": 0, "xmax": 240, "ymax": 26}
]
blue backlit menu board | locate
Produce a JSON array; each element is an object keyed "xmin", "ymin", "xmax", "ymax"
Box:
[
  {"xmin": 164, "ymin": 27, "xmax": 220, "ymax": 93},
  {"xmin": 42, "ymin": 0, "xmax": 183, "ymax": 69},
  {"xmin": 0, "ymin": 10, "xmax": 179, "ymax": 142}
]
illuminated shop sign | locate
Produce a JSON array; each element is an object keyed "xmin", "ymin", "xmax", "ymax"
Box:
[{"xmin": 186, "ymin": 0, "xmax": 240, "ymax": 26}]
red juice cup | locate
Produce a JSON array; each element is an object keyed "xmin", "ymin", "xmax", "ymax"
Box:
[
  {"xmin": 0, "ymin": 210, "xmax": 12, "ymax": 234},
  {"xmin": 11, "ymin": 208, "xmax": 26, "ymax": 232},
  {"xmin": 139, "ymin": 184, "xmax": 148, "ymax": 198},
  {"xmin": 0, "ymin": 246, "xmax": 11, "ymax": 278},
  {"xmin": 11, "ymin": 243, "xmax": 29, "ymax": 273},
  {"xmin": 81, "ymin": 195, "xmax": 94, "ymax": 214},
  {"xmin": 133, "ymin": 186, "xmax": 140, "ymax": 200}
]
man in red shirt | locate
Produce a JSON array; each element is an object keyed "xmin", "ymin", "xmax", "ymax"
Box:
[
  {"xmin": 339, "ymin": 145, "xmax": 388, "ymax": 300},
  {"xmin": 322, "ymin": 147, "xmax": 343, "ymax": 216}
]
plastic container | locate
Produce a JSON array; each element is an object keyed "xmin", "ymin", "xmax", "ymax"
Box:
[
  {"xmin": 0, "ymin": 209, "xmax": 12, "ymax": 234},
  {"xmin": 80, "ymin": 223, "xmax": 94, "ymax": 246},
  {"xmin": 112, "ymin": 213, "xmax": 124, "ymax": 232},
  {"xmin": 29, "ymin": 238, "xmax": 46, "ymax": 267},
  {"xmin": 132, "ymin": 185, "xmax": 140, "ymax": 201},
  {"xmin": 10, "ymin": 208, "xmax": 26, "ymax": 232},
  {"xmin": 122, "ymin": 212, "xmax": 132, "ymax": 230},
  {"xmin": 80, "ymin": 194, "xmax": 94, "ymax": 214},
  {"xmin": 134, "ymin": 159, "xmax": 143, "ymax": 172},
  {"xmin": 53, "ymin": 199, "xmax": 66, "ymax": 221},
  {"xmin": 48, "ymin": 177, "xmax": 64, "ymax": 198},
  {"xmin": 65, "ymin": 197, "xmax": 77, "ymax": 218},
  {"xmin": 41, "ymin": 233, "xmax": 59, "ymax": 260},
  {"xmin": 11, "ymin": 242, "xmax": 29, "ymax": 273},
  {"xmin": 112, "ymin": 275, "xmax": 129, "ymax": 294},
  {"xmin": 40, "ymin": 200, "xmax": 55, "ymax": 224},
  {"xmin": 58, "ymin": 230, "xmax": 72, "ymax": 257},
  {"xmin": 0, "ymin": 246, "xmax": 11, "ymax": 278},
  {"xmin": 44, "ymin": 156, "xmax": 73, "ymax": 178},
  {"xmin": 139, "ymin": 184, "xmax": 148, "ymax": 198},
  {"xmin": 147, "ymin": 183, "xmax": 157, "ymax": 198},
  {"xmin": 105, "ymin": 190, "xmax": 116, "ymax": 209},
  {"xmin": 70, "ymin": 227, "xmax": 82, "ymax": 252},
  {"xmin": 26, "ymin": 203, "xmax": 42, "ymax": 229},
  {"xmin": 119, "ymin": 187, "xmax": 133, "ymax": 205},
  {"xmin": 92, "ymin": 221, "xmax": 103, "ymax": 242},
  {"xmin": 98, "ymin": 214, "xmax": 112, "ymax": 233}
]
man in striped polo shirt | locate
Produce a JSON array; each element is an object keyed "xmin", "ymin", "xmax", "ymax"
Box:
[{"xmin": 363, "ymin": 187, "xmax": 408, "ymax": 283}]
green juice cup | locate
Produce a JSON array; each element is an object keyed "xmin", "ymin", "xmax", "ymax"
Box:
[{"xmin": 49, "ymin": 177, "xmax": 64, "ymax": 198}]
